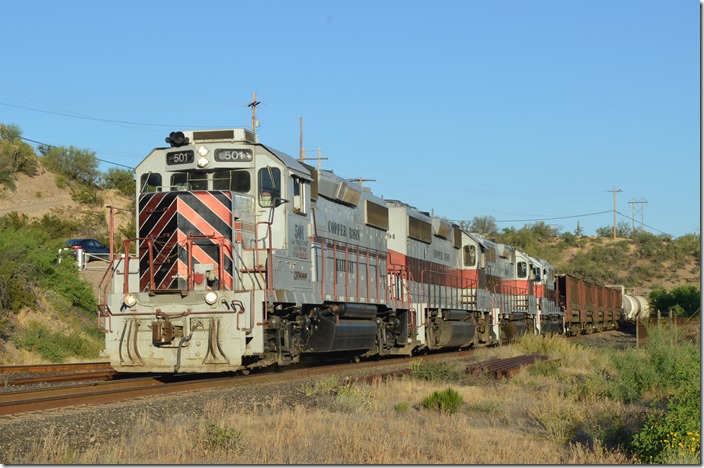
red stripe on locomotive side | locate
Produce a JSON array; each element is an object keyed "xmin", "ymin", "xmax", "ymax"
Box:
[
  {"xmin": 534, "ymin": 284, "xmax": 546, "ymax": 298},
  {"xmin": 387, "ymin": 249, "xmax": 477, "ymax": 288},
  {"xmin": 493, "ymin": 279, "xmax": 531, "ymax": 297}
]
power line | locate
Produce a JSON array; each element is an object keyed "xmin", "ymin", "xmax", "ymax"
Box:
[
  {"xmin": 616, "ymin": 210, "xmax": 670, "ymax": 237},
  {"xmin": 492, "ymin": 210, "xmax": 612, "ymax": 223},
  {"xmin": 19, "ymin": 136, "xmax": 135, "ymax": 170},
  {"xmin": 0, "ymin": 101, "xmax": 225, "ymax": 129}
]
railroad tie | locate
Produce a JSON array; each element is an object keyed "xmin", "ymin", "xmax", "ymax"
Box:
[{"xmin": 467, "ymin": 354, "xmax": 550, "ymax": 380}]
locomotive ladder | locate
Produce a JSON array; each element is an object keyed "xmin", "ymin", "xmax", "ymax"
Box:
[{"xmin": 387, "ymin": 264, "xmax": 422, "ymax": 330}]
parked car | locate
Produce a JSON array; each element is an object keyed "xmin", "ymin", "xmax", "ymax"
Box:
[{"xmin": 64, "ymin": 238, "xmax": 111, "ymax": 262}]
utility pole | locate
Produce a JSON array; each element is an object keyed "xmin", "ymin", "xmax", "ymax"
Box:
[
  {"xmin": 299, "ymin": 117, "xmax": 304, "ymax": 161},
  {"xmin": 247, "ymin": 92, "xmax": 261, "ymax": 133},
  {"xmin": 351, "ymin": 177, "xmax": 376, "ymax": 188},
  {"xmin": 628, "ymin": 197, "xmax": 648, "ymax": 233},
  {"xmin": 301, "ymin": 147, "xmax": 328, "ymax": 170},
  {"xmin": 608, "ymin": 185, "xmax": 622, "ymax": 239}
]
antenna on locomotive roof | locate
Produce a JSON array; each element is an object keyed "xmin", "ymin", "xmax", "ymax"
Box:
[{"xmin": 247, "ymin": 92, "xmax": 261, "ymax": 133}]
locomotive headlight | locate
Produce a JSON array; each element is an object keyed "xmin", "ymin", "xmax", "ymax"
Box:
[
  {"xmin": 204, "ymin": 290, "xmax": 218, "ymax": 305},
  {"xmin": 196, "ymin": 155, "xmax": 210, "ymax": 168},
  {"xmin": 123, "ymin": 293, "xmax": 137, "ymax": 308},
  {"xmin": 197, "ymin": 145, "xmax": 209, "ymax": 157}
]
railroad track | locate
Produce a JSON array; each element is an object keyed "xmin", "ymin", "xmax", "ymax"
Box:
[
  {"xmin": 0, "ymin": 362, "xmax": 117, "ymax": 387},
  {"xmin": 0, "ymin": 351, "xmax": 547, "ymax": 417}
]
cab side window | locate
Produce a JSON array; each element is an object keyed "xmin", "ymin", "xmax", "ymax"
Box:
[
  {"xmin": 292, "ymin": 176, "xmax": 307, "ymax": 215},
  {"xmin": 463, "ymin": 245, "xmax": 476, "ymax": 267},
  {"xmin": 258, "ymin": 167, "xmax": 281, "ymax": 207},
  {"xmin": 140, "ymin": 173, "xmax": 162, "ymax": 193}
]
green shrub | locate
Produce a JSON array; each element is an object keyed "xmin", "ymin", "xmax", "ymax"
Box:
[
  {"xmin": 70, "ymin": 184, "xmax": 105, "ymax": 206},
  {"xmin": 0, "ymin": 214, "xmax": 97, "ymax": 315},
  {"xmin": 632, "ymin": 389, "xmax": 700, "ymax": 463},
  {"xmin": 197, "ymin": 422, "xmax": 246, "ymax": 454},
  {"xmin": 394, "ymin": 401, "xmax": 410, "ymax": 413},
  {"xmin": 11, "ymin": 321, "xmax": 102, "ymax": 362},
  {"xmin": 527, "ymin": 359, "xmax": 560, "ymax": 377},
  {"xmin": 422, "ymin": 387, "xmax": 463, "ymax": 414},
  {"xmin": 302, "ymin": 375, "xmax": 341, "ymax": 397},
  {"xmin": 649, "ymin": 285, "xmax": 700, "ymax": 317},
  {"xmin": 102, "ymin": 167, "xmax": 135, "ymax": 197},
  {"xmin": 41, "ymin": 145, "xmax": 100, "ymax": 185},
  {"xmin": 410, "ymin": 360, "xmax": 466, "ymax": 382},
  {"xmin": 594, "ymin": 325, "xmax": 702, "ymax": 463}
]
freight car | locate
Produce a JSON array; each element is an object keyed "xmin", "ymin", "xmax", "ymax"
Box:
[{"xmin": 97, "ymin": 128, "xmax": 644, "ymax": 373}]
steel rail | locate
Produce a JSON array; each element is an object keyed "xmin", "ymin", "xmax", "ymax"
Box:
[
  {"xmin": 1, "ymin": 370, "xmax": 118, "ymax": 387},
  {"xmin": 0, "ymin": 362, "xmax": 112, "ymax": 375}
]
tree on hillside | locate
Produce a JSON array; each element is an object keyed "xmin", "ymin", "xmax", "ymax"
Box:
[
  {"xmin": 649, "ymin": 285, "xmax": 701, "ymax": 317},
  {"xmin": 102, "ymin": 167, "xmax": 135, "ymax": 197},
  {"xmin": 468, "ymin": 215, "xmax": 498, "ymax": 237},
  {"xmin": 40, "ymin": 145, "xmax": 100, "ymax": 185},
  {"xmin": 0, "ymin": 123, "xmax": 39, "ymax": 189},
  {"xmin": 596, "ymin": 221, "xmax": 632, "ymax": 238}
]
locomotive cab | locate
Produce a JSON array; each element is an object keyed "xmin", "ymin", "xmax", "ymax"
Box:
[{"xmin": 102, "ymin": 129, "xmax": 317, "ymax": 372}]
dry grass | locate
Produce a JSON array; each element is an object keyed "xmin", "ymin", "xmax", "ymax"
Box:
[{"xmin": 4, "ymin": 361, "xmax": 635, "ymax": 464}]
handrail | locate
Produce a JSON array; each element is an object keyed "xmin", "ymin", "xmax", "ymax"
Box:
[
  {"xmin": 253, "ymin": 220, "xmax": 273, "ymax": 324},
  {"xmin": 419, "ymin": 269, "xmax": 477, "ymax": 311},
  {"xmin": 315, "ymin": 235, "xmax": 387, "ymax": 304}
]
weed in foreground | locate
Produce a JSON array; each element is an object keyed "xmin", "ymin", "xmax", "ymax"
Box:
[
  {"xmin": 422, "ymin": 387, "xmax": 463, "ymax": 415},
  {"xmin": 197, "ymin": 422, "xmax": 246, "ymax": 455},
  {"xmin": 330, "ymin": 384, "xmax": 373, "ymax": 413},
  {"xmin": 394, "ymin": 401, "xmax": 410, "ymax": 413},
  {"xmin": 302, "ymin": 375, "xmax": 340, "ymax": 397},
  {"xmin": 410, "ymin": 360, "xmax": 466, "ymax": 382}
]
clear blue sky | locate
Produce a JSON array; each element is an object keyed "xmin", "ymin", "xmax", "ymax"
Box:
[{"xmin": 1, "ymin": 0, "xmax": 699, "ymax": 237}]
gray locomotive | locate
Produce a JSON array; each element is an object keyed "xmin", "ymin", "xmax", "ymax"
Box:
[{"xmin": 98, "ymin": 128, "xmax": 646, "ymax": 373}]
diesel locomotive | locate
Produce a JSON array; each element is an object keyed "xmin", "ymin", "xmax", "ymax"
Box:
[{"xmin": 97, "ymin": 128, "xmax": 646, "ymax": 373}]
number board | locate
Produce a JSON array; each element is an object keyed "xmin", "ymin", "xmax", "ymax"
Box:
[
  {"xmin": 214, "ymin": 148, "xmax": 254, "ymax": 162},
  {"xmin": 166, "ymin": 150, "xmax": 194, "ymax": 165}
]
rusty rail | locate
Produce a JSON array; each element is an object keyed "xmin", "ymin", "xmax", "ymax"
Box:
[
  {"xmin": 467, "ymin": 354, "xmax": 549, "ymax": 379},
  {"xmin": 0, "ymin": 362, "xmax": 112, "ymax": 375},
  {"xmin": 1, "ymin": 370, "xmax": 117, "ymax": 387}
]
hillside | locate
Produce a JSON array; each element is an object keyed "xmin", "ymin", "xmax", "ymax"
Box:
[
  {"xmin": 0, "ymin": 168, "xmax": 699, "ymax": 299},
  {"xmin": 552, "ymin": 236, "xmax": 700, "ymax": 297},
  {"xmin": 0, "ymin": 168, "xmax": 131, "ymax": 229}
]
